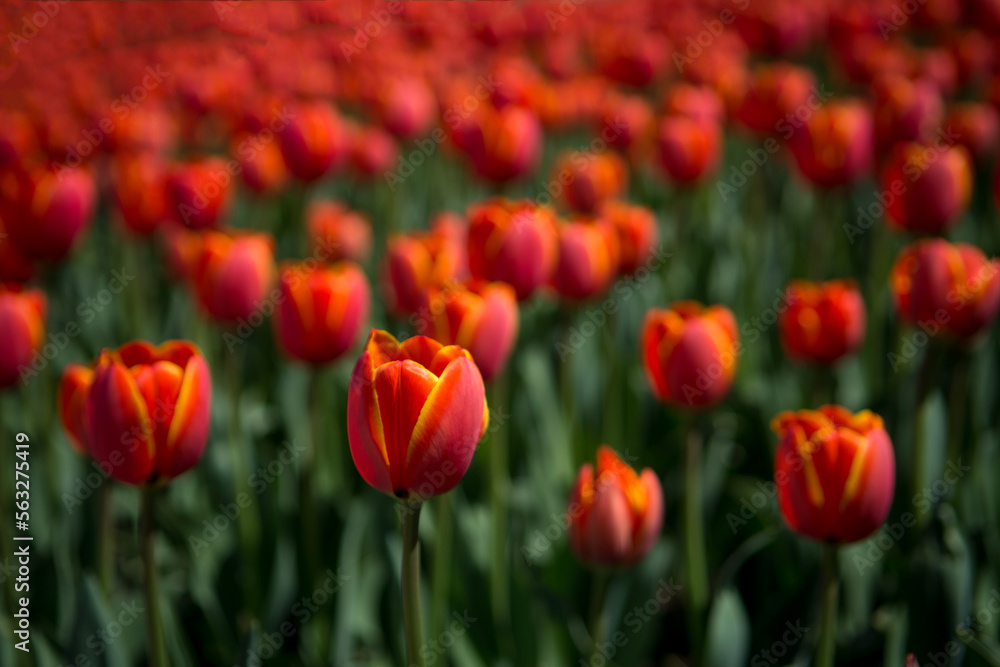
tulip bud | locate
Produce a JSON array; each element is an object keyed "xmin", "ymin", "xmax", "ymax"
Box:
[
  {"xmin": 187, "ymin": 230, "xmax": 276, "ymax": 324},
  {"xmin": 2, "ymin": 166, "xmax": 95, "ymax": 261},
  {"xmin": 0, "ymin": 285, "xmax": 46, "ymax": 389},
  {"xmin": 553, "ymin": 220, "xmax": 620, "ymax": 301},
  {"xmin": 657, "ymin": 116, "xmax": 722, "ymax": 184},
  {"xmin": 277, "ymin": 102, "xmax": 348, "ymax": 182},
  {"xmin": 467, "ymin": 198, "xmax": 558, "ymax": 300},
  {"xmin": 568, "ymin": 446, "xmax": 664, "ymax": 568},
  {"xmin": 641, "ymin": 302, "xmax": 739, "ymax": 408},
  {"xmin": 306, "ymin": 200, "xmax": 373, "ymax": 264},
  {"xmin": 551, "ymin": 151, "xmax": 627, "ymax": 214},
  {"xmin": 273, "ymin": 261, "xmax": 370, "ymax": 365},
  {"xmin": 599, "ymin": 200, "xmax": 658, "ymax": 275},
  {"xmin": 347, "ymin": 330, "xmax": 488, "ymax": 501},
  {"xmin": 881, "ymin": 142, "xmax": 971, "ymax": 235},
  {"xmin": 890, "ymin": 239, "xmax": 1000, "ymax": 340},
  {"xmin": 772, "ymin": 405, "xmax": 895, "ymax": 544},
  {"xmin": 167, "ymin": 157, "xmax": 233, "ymax": 230},
  {"xmin": 73, "ymin": 340, "xmax": 212, "ymax": 485},
  {"xmin": 779, "ymin": 280, "xmax": 866, "ymax": 364},
  {"xmin": 788, "ymin": 99, "xmax": 874, "ymax": 188},
  {"xmin": 111, "ymin": 153, "xmax": 169, "ymax": 237},
  {"xmin": 421, "ymin": 280, "xmax": 519, "ymax": 382}
]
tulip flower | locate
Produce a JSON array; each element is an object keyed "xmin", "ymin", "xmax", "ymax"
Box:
[
  {"xmin": 890, "ymin": 239, "xmax": 1000, "ymax": 340},
  {"xmin": 467, "ymin": 198, "xmax": 558, "ymax": 300},
  {"xmin": 273, "ymin": 261, "xmax": 370, "ymax": 365},
  {"xmin": 306, "ymin": 200, "xmax": 373, "ymax": 264},
  {"xmin": 662, "ymin": 83, "xmax": 726, "ymax": 125},
  {"xmin": 233, "ymin": 133, "xmax": 287, "ymax": 195},
  {"xmin": 772, "ymin": 405, "xmax": 895, "ymax": 543},
  {"xmin": 2, "ymin": 166, "xmax": 95, "ymax": 261},
  {"xmin": 657, "ymin": 116, "xmax": 722, "ymax": 184},
  {"xmin": 382, "ymin": 220, "xmax": 467, "ymax": 317},
  {"xmin": 873, "ymin": 76, "xmax": 943, "ymax": 150},
  {"xmin": 187, "ymin": 229, "xmax": 276, "ymax": 324},
  {"xmin": 167, "ymin": 157, "xmax": 233, "ymax": 229},
  {"xmin": 0, "ymin": 285, "xmax": 46, "ymax": 389},
  {"xmin": 568, "ymin": 446, "xmax": 663, "ymax": 568},
  {"xmin": 277, "ymin": 101, "xmax": 348, "ymax": 182},
  {"xmin": 451, "ymin": 104, "xmax": 542, "ymax": 183},
  {"xmin": 370, "ymin": 76, "xmax": 436, "ymax": 141},
  {"xmin": 881, "ymin": 142, "xmax": 972, "ymax": 235},
  {"xmin": 111, "ymin": 153, "xmax": 170, "ymax": 236},
  {"xmin": 553, "ymin": 220, "xmax": 620, "ymax": 301},
  {"xmin": 551, "ymin": 151, "xmax": 627, "ymax": 214},
  {"xmin": 420, "ymin": 280, "xmax": 518, "ymax": 382},
  {"xmin": 592, "ymin": 30, "xmax": 668, "ymax": 88},
  {"xmin": 60, "ymin": 340, "xmax": 212, "ymax": 485},
  {"xmin": 787, "ymin": 99, "xmax": 874, "ymax": 188},
  {"xmin": 779, "ymin": 280, "xmax": 866, "ymax": 364},
  {"xmin": 599, "ymin": 200, "xmax": 658, "ymax": 275},
  {"xmin": 0, "ymin": 218, "xmax": 35, "ymax": 282},
  {"xmin": 349, "ymin": 124, "xmax": 399, "ymax": 179},
  {"xmin": 0, "ymin": 110, "xmax": 36, "ymax": 168},
  {"xmin": 946, "ymin": 102, "xmax": 999, "ymax": 163},
  {"xmin": 597, "ymin": 94, "xmax": 654, "ymax": 156},
  {"xmin": 735, "ymin": 63, "xmax": 817, "ymax": 135},
  {"xmin": 347, "ymin": 329, "xmax": 488, "ymax": 500},
  {"xmin": 641, "ymin": 301, "xmax": 740, "ymax": 408}
]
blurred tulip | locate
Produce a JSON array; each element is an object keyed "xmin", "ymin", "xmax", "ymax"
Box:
[
  {"xmin": 306, "ymin": 200, "xmax": 373, "ymax": 264},
  {"xmin": 890, "ymin": 239, "xmax": 1000, "ymax": 340},
  {"xmin": 788, "ymin": 99, "xmax": 874, "ymax": 188},
  {"xmin": 371, "ymin": 76, "xmax": 436, "ymax": 141},
  {"xmin": 881, "ymin": 142, "xmax": 971, "ymax": 235},
  {"xmin": 421, "ymin": 280, "xmax": 519, "ymax": 382},
  {"xmin": 641, "ymin": 301, "xmax": 739, "ymax": 408},
  {"xmin": 111, "ymin": 153, "xmax": 169, "ymax": 236},
  {"xmin": 597, "ymin": 94, "xmax": 654, "ymax": 155},
  {"xmin": 166, "ymin": 157, "xmax": 233, "ymax": 230},
  {"xmin": 593, "ymin": 30, "xmax": 669, "ymax": 88},
  {"xmin": 0, "ymin": 111, "xmax": 37, "ymax": 168},
  {"xmin": 568, "ymin": 446, "xmax": 664, "ymax": 568},
  {"xmin": 553, "ymin": 220, "xmax": 620, "ymax": 301},
  {"xmin": 0, "ymin": 218, "xmax": 35, "ymax": 282},
  {"xmin": 63, "ymin": 340, "xmax": 212, "ymax": 485},
  {"xmin": 945, "ymin": 103, "xmax": 999, "ymax": 163},
  {"xmin": 551, "ymin": 151, "xmax": 627, "ymax": 214},
  {"xmin": 657, "ymin": 116, "xmax": 722, "ymax": 183},
  {"xmin": 599, "ymin": 200, "xmax": 658, "ymax": 275},
  {"xmin": 467, "ymin": 198, "xmax": 558, "ymax": 300},
  {"xmin": 452, "ymin": 104, "xmax": 542, "ymax": 183},
  {"xmin": 158, "ymin": 225, "xmax": 201, "ymax": 282},
  {"xmin": 382, "ymin": 221, "xmax": 466, "ymax": 317},
  {"xmin": 780, "ymin": 280, "xmax": 866, "ymax": 364},
  {"xmin": 277, "ymin": 102, "xmax": 348, "ymax": 182},
  {"xmin": 772, "ymin": 405, "xmax": 895, "ymax": 543},
  {"xmin": 873, "ymin": 76, "xmax": 943, "ymax": 150},
  {"xmin": 662, "ymin": 83, "xmax": 726, "ymax": 125},
  {"xmin": 0, "ymin": 284, "xmax": 45, "ymax": 389},
  {"xmin": 273, "ymin": 261, "xmax": 370, "ymax": 365},
  {"xmin": 349, "ymin": 124, "xmax": 399, "ymax": 178},
  {"xmin": 187, "ymin": 229, "xmax": 276, "ymax": 324},
  {"xmin": 346, "ymin": 330, "xmax": 488, "ymax": 500},
  {"xmin": 233, "ymin": 134, "xmax": 287, "ymax": 195},
  {"xmin": 2, "ymin": 166, "xmax": 95, "ymax": 261},
  {"xmin": 735, "ymin": 63, "xmax": 817, "ymax": 135}
]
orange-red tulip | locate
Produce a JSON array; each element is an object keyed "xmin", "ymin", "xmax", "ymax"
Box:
[
  {"xmin": 347, "ymin": 330, "xmax": 488, "ymax": 500},
  {"xmin": 467, "ymin": 198, "xmax": 558, "ymax": 301},
  {"xmin": 451, "ymin": 104, "xmax": 542, "ymax": 183},
  {"xmin": 779, "ymin": 280, "xmax": 866, "ymax": 364},
  {"xmin": 167, "ymin": 157, "xmax": 233, "ymax": 230},
  {"xmin": 551, "ymin": 151, "xmax": 627, "ymax": 214},
  {"xmin": 662, "ymin": 83, "xmax": 726, "ymax": 125},
  {"xmin": 187, "ymin": 230, "xmax": 276, "ymax": 324},
  {"xmin": 0, "ymin": 110, "xmax": 36, "ymax": 168},
  {"xmin": 0, "ymin": 285, "xmax": 45, "ymax": 389},
  {"xmin": 273, "ymin": 261, "xmax": 370, "ymax": 365},
  {"xmin": 277, "ymin": 102, "xmax": 348, "ymax": 182},
  {"xmin": 597, "ymin": 94, "xmax": 655, "ymax": 155},
  {"xmin": 568, "ymin": 446, "xmax": 663, "ymax": 568},
  {"xmin": 641, "ymin": 302, "xmax": 739, "ymax": 408},
  {"xmin": 787, "ymin": 99, "xmax": 874, "ymax": 188},
  {"xmin": 370, "ymin": 76, "xmax": 436, "ymax": 141},
  {"xmin": 306, "ymin": 200, "xmax": 373, "ymax": 264},
  {"xmin": 881, "ymin": 142, "xmax": 972, "ymax": 235},
  {"xmin": 349, "ymin": 124, "xmax": 399, "ymax": 179},
  {"xmin": 420, "ymin": 280, "xmax": 519, "ymax": 382},
  {"xmin": 553, "ymin": 220, "xmax": 620, "ymax": 301},
  {"xmin": 60, "ymin": 341, "xmax": 212, "ymax": 485},
  {"xmin": 890, "ymin": 239, "xmax": 1000, "ymax": 340},
  {"xmin": 657, "ymin": 116, "xmax": 722, "ymax": 184},
  {"xmin": 381, "ymin": 221, "xmax": 467, "ymax": 317},
  {"xmin": 1, "ymin": 166, "xmax": 95, "ymax": 261},
  {"xmin": 946, "ymin": 103, "xmax": 1000, "ymax": 163},
  {"xmin": 599, "ymin": 200, "xmax": 659, "ymax": 275},
  {"xmin": 735, "ymin": 63, "xmax": 817, "ymax": 136},
  {"xmin": 111, "ymin": 153, "xmax": 170, "ymax": 237},
  {"xmin": 234, "ymin": 134, "xmax": 287, "ymax": 195},
  {"xmin": 873, "ymin": 76, "xmax": 943, "ymax": 150},
  {"xmin": 772, "ymin": 406, "xmax": 895, "ymax": 544}
]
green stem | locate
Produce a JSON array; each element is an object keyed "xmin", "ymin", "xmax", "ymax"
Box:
[
  {"xmin": 98, "ymin": 483, "xmax": 115, "ymax": 596},
  {"xmin": 913, "ymin": 346, "xmax": 934, "ymax": 527},
  {"xmin": 816, "ymin": 544, "xmax": 840, "ymax": 667},
  {"xmin": 141, "ymin": 487, "xmax": 169, "ymax": 667},
  {"xmin": 301, "ymin": 368, "xmax": 322, "ymax": 594},
  {"xmin": 945, "ymin": 352, "xmax": 970, "ymax": 476},
  {"xmin": 683, "ymin": 417, "xmax": 708, "ymax": 658},
  {"xmin": 430, "ymin": 493, "xmax": 453, "ymax": 651},
  {"xmin": 488, "ymin": 376, "xmax": 510, "ymax": 633},
  {"xmin": 227, "ymin": 347, "xmax": 259, "ymax": 615},
  {"xmin": 401, "ymin": 503, "xmax": 426, "ymax": 667},
  {"xmin": 588, "ymin": 571, "xmax": 610, "ymax": 653}
]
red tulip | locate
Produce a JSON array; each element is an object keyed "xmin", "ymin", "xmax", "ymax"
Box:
[
  {"xmin": 881, "ymin": 142, "xmax": 972, "ymax": 235},
  {"xmin": 599, "ymin": 200, "xmax": 659, "ymax": 275},
  {"xmin": 593, "ymin": 30, "xmax": 668, "ymax": 88},
  {"xmin": 381, "ymin": 221, "xmax": 467, "ymax": 317},
  {"xmin": 370, "ymin": 76, "xmax": 436, "ymax": 141},
  {"xmin": 111, "ymin": 153, "xmax": 169, "ymax": 236},
  {"xmin": 890, "ymin": 239, "xmax": 1000, "ymax": 340},
  {"xmin": 277, "ymin": 102, "xmax": 348, "ymax": 182},
  {"xmin": 946, "ymin": 103, "xmax": 1000, "ymax": 163},
  {"xmin": 187, "ymin": 230, "xmax": 276, "ymax": 324},
  {"xmin": 0, "ymin": 284, "xmax": 45, "ymax": 389},
  {"xmin": 233, "ymin": 133, "xmax": 287, "ymax": 195},
  {"xmin": 306, "ymin": 200, "xmax": 373, "ymax": 264},
  {"xmin": 735, "ymin": 63, "xmax": 817, "ymax": 136},
  {"xmin": 2, "ymin": 166, "xmax": 95, "ymax": 261},
  {"xmin": 597, "ymin": 94, "xmax": 655, "ymax": 155},
  {"xmin": 167, "ymin": 157, "xmax": 233, "ymax": 230},
  {"xmin": 347, "ymin": 330, "xmax": 488, "ymax": 500},
  {"xmin": 60, "ymin": 340, "xmax": 212, "ymax": 485},
  {"xmin": 569, "ymin": 446, "xmax": 664, "ymax": 568},
  {"xmin": 772, "ymin": 405, "xmax": 895, "ymax": 544},
  {"xmin": 873, "ymin": 76, "xmax": 943, "ymax": 150},
  {"xmin": 553, "ymin": 220, "xmax": 620, "ymax": 301},
  {"xmin": 349, "ymin": 124, "xmax": 399, "ymax": 179},
  {"xmin": 0, "ymin": 218, "xmax": 35, "ymax": 282},
  {"xmin": 657, "ymin": 116, "xmax": 722, "ymax": 184},
  {"xmin": 641, "ymin": 301, "xmax": 739, "ymax": 408},
  {"xmin": 467, "ymin": 198, "xmax": 558, "ymax": 300},
  {"xmin": 662, "ymin": 83, "xmax": 726, "ymax": 126},
  {"xmin": 779, "ymin": 280, "xmax": 866, "ymax": 364},
  {"xmin": 451, "ymin": 104, "xmax": 542, "ymax": 183},
  {"xmin": 420, "ymin": 280, "xmax": 519, "ymax": 382},
  {"xmin": 787, "ymin": 99, "xmax": 874, "ymax": 188},
  {"xmin": 0, "ymin": 110, "xmax": 37, "ymax": 168},
  {"xmin": 551, "ymin": 151, "xmax": 628, "ymax": 214}
]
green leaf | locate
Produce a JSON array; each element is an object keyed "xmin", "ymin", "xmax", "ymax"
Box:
[{"xmin": 703, "ymin": 587, "xmax": 751, "ymax": 667}]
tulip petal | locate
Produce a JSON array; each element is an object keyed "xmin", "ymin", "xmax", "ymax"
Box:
[
  {"xmin": 86, "ymin": 356, "xmax": 155, "ymax": 485},
  {"xmin": 162, "ymin": 354, "xmax": 213, "ymax": 479},
  {"xmin": 58, "ymin": 364, "xmax": 94, "ymax": 456},
  {"xmin": 347, "ymin": 352, "xmax": 394, "ymax": 495},
  {"xmin": 375, "ymin": 360, "xmax": 438, "ymax": 496}
]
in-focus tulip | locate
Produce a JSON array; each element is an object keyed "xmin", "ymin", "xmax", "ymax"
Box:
[
  {"xmin": 772, "ymin": 405, "xmax": 895, "ymax": 543},
  {"xmin": 779, "ymin": 280, "xmax": 866, "ymax": 364},
  {"xmin": 657, "ymin": 116, "xmax": 722, "ymax": 184},
  {"xmin": 1, "ymin": 166, "xmax": 95, "ymax": 261},
  {"xmin": 0, "ymin": 284, "xmax": 45, "ymax": 389},
  {"xmin": 111, "ymin": 153, "xmax": 170, "ymax": 236},
  {"xmin": 787, "ymin": 99, "xmax": 874, "ymax": 188},
  {"xmin": 551, "ymin": 151, "xmax": 627, "ymax": 214},
  {"xmin": 467, "ymin": 198, "xmax": 558, "ymax": 300},
  {"xmin": 946, "ymin": 103, "xmax": 1000, "ymax": 163},
  {"xmin": 277, "ymin": 102, "xmax": 348, "ymax": 182},
  {"xmin": 641, "ymin": 302, "xmax": 739, "ymax": 408},
  {"xmin": 167, "ymin": 157, "xmax": 233, "ymax": 229},
  {"xmin": 347, "ymin": 330, "xmax": 488, "ymax": 500},
  {"xmin": 568, "ymin": 446, "xmax": 664, "ymax": 568},
  {"xmin": 233, "ymin": 133, "xmax": 287, "ymax": 195},
  {"xmin": 599, "ymin": 200, "xmax": 658, "ymax": 275},
  {"xmin": 873, "ymin": 76, "xmax": 943, "ymax": 150},
  {"xmin": 381, "ymin": 221, "xmax": 467, "ymax": 317},
  {"xmin": 306, "ymin": 200, "xmax": 373, "ymax": 264},
  {"xmin": 421, "ymin": 280, "xmax": 518, "ymax": 382},
  {"xmin": 881, "ymin": 142, "xmax": 972, "ymax": 235},
  {"xmin": 187, "ymin": 230, "xmax": 276, "ymax": 324},
  {"xmin": 273, "ymin": 261, "xmax": 370, "ymax": 365},
  {"xmin": 890, "ymin": 239, "xmax": 1000, "ymax": 340},
  {"xmin": 553, "ymin": 220, "xmax": 620, "ymax": 301},
  {"xmin": 60, "ymin": 341, "xmax": 212, "ymax": 485}
]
